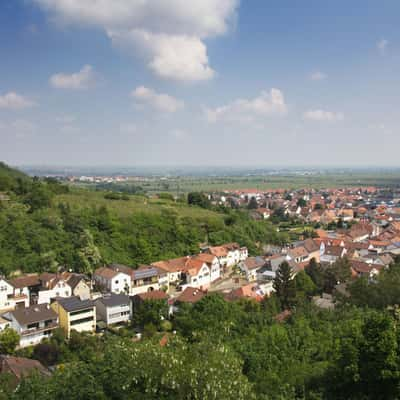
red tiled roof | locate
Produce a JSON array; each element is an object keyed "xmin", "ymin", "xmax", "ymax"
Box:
[
  {"xmin": 175, "ymin": 287, "xmax": 206, "ymax": 303},
  {"xmin": 135, "ymin": 290, "xmax": 168, "ymax": 301}
]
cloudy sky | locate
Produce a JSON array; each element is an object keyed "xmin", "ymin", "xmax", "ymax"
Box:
[{"xmin": 1, "ymin": 0, "xmax": 399, "ymax": 167}]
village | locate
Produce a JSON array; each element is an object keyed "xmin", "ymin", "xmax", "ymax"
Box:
[{"xmin": 1, "ymin": 184, "xmax": 400, "ymax": 364}]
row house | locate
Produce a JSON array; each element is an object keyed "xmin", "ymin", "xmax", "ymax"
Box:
[
  {"xmin": 152, "ymin": 257, "xmax": 186, "ymax": 284},
  {"xmin": 51, "ymin": 297, "xmax": 96, "ymax": 338},
  {"xmin": 0, "ymin": 278, "xmax": 30, "ymax": 313},
  {"xmin": 181, "ymin": 259, "xmax": 212, "ymax": 289},
  {"xmin": 1, "ymin": 272, "xmax": 91, "ymax": 312},
  {"xmin": 320, "ymin": 246, "xmax": 347, "ymax": 264},
  {"xmin": 94, "ymin": 267, "xmax": 131, "ymax": 294},
  {"xmin": 37, "ymin": 273, "xmax": 72, "ymax": 304},
  {"xmin": 95, "ymin": 293, "xmax": 131, "ymax": 326},
  {"xmin": 153, "ymin": 254, "xmax": 221, "ymax": 289},
  {"xmin": 238, "ymin": 256, "xmax": 267, "ymax": 281},
  {"xmin": 130, "ymin": 265, "xmax": 167, "ymax": 295},
  {"xmin": 94, "ymin": 264, "xmax": 168, "ymax": 296},
  {"xmin": 3, "ymin": 304, "xmax": 58, "ymax": 348},
  {"xmin": 204, "ymin": 243, "xmax": 248, "ymax": 269},
  {"xmin": 193, "ymin": 253, "xmax": 221, "ymax": 282},
  {"xmin": 108, "ymin": 263, "xmax": 168, "ymax": 294}
]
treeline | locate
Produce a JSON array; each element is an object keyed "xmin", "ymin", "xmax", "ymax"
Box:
[{"xmin": 3, "ymin": 287, "xmax": 400, "ymax": 399}]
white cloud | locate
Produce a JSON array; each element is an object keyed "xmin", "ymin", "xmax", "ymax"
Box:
[
  {"xmin": 33, "ymin": 0, "xmax": 238, "ymax": 82},
  {"xmin": 303, "ymin": 109, "xmax": 344, "ymax": 122},
  {"xmin": 377, "ymin": 38, "xmax": 388, "ymax": 54},
  {"xmin": 132, "ymin": 86, "xmax": 184, "ymax": 112},
  {"xmin": 111, "ymin": 30, "xmax": 215, "ymax": 82},
  {"xmin": 0, "ymin": 92, "xmax": 36, "ymax": 109},
  {"xmin": 206, "ymin": 88, "xmax": 287, "ymax": 123},
  {"xmin": 50, "ymin": 64, "xmax": 96, "ymax": 89},
  {"xmin": 310, "ymin": 71, "xmax": 327, "ymax": 81}
]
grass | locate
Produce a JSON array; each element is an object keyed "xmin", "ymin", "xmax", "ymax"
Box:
[{"xmin": 55, "ymin": 189, "xmax": 223, "ymax": 220}]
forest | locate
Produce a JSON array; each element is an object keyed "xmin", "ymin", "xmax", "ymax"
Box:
[{"xmin": 0, "ymin": 162, "xmax": 286, "ymax": 277}]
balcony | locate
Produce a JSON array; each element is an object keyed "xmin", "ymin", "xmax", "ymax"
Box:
[
  {"xmin": 69, "ymin": 310, "xmax": 94, "ymax": 322},
  {"xmin": 21, "ymin": 322, "xmax": 58, "ymax": 336}
]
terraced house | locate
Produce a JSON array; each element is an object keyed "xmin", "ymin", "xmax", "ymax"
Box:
[
  {"xmin": 51, "ymin": 297, "xmax": 96, "ymax": 338},
  {"xmin": 3, "ymin": 304, "xmax": 58, "ymax": 348}
]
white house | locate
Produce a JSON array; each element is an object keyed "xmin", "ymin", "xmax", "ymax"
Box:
[
  {"xmin": 93, "ymin": 267, "xmax": 131, "ymax": 294},
  {"xmin": 108, "ymin": 264, "xmax": 168, "ymax": 295},
  {"xmin": 4, "ymin": 304, "xmax": 58, "ymax": 348},
  {"xmin": 0, "ymin": 278, "xmax": 29, "ymax": 312},
  {"xmin": 238, "ymin": 256, "xmax": 266, "ymax": 281},
  {"xmin": 37, "ymin": 273, "xmax": 73, "ymax": 305},
  {"xmin": 95, "ymin": 293, "xmax": 131, "ymax": 326},
  {"xmin": 224, "ymin": 243, "xmax": 243, "ymax": 267},
  {"xmin": 193, "ymin": 253, "xmax": 221, "ymax": 282},
  {"xmin": 152, "ymin": 257, "xmax": 187, "ymax": 284},
  {"xmin": 182, "ymin": 259, "xmax": 212, "ymax": 289}
]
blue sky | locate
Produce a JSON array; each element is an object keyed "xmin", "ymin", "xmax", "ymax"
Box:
[{"xmin": 1, "ymin": 0, "xmax": 399, "ymax": 166}]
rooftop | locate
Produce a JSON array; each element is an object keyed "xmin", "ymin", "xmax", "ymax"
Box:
[{"xmin": 56, "ymin": 296, "xmax": 94, "ymax": 312}]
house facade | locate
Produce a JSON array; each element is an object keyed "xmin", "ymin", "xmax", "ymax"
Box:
[
  {"xmin": 37, "ymin": 273, "xmax": 72, "ymax": 305},
  {"xmin": 94, "ymin": 267, "xmax": 131, "ymax": 294},
  {"xmin": 182, "ymin": 260, "xmax": 212, "ymax": 289},
  {"xmin": 0, "ymin": 278, "xmax": 29, "ymax": 313},
  {"xmin": 239, "ymin": 256, "xmax": 266, "ymax": 281},
  {"xmin": 5, "ymin": 304, "xmax": 58, "ymax": 348},
  {"xmin": 95, "ymin": 293, "xmax": 131, "ymax": 326},
  {"xmin": 52, "ymin": 297, "xmax": 96, "ymax": 338}
]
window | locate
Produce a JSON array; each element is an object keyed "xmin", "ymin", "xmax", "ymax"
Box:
[
  {"xmin": 70, "ymin": 308, "xmax": 92, "ymax": 317},
  {"xmin": 71, "ymin": 316, "xmax": 94, "ymax": 326}
]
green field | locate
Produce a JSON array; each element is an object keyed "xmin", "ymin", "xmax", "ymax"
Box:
[{"xmin": 82, "ymin": 172, "xmax": 400, "ymax": 194}]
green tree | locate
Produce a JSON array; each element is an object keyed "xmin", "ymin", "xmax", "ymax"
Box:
[
  {"xmin": 332, "ymin": 257, "xmax": 352, "ymax": 284},
  {"xmin": 297, "ymin": 198, "xmax": 307, "ymax": 207},
  {"xmin": 273, "ymin": 261, "xmax": 297, "ymax": 310},
  {"xmin": 294, "ymin": 270, "xmax": 317, "ymax": 299},
  {"xmin": 328, "ymin": 312, "xmax": 400, "ymax": 400},
  {"xmin": 133, "ymin": 299, "xmax": 169, "ymax": 330},
  {"xmin": 23, "ymin": 182, "xmax": 53, "ymax": 212},
  {"xmin": 187, "ymin": 192, "xmax": 211, "ymax": 209},
  {"xmin": 306, "ymin": 258, "xmax": 324, "ymax": 291},
  {"xmin": 0, "ymin": 327, "xmax": 19, "ymax": 354},
  {"xmin": 77, "ymin": 229, "xmax": 101, "ymax": 274}
]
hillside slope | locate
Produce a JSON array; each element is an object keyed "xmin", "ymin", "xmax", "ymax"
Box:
[{"xmin": 0, "ymin": 162, "xmax": 286, "ymax": 276}]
